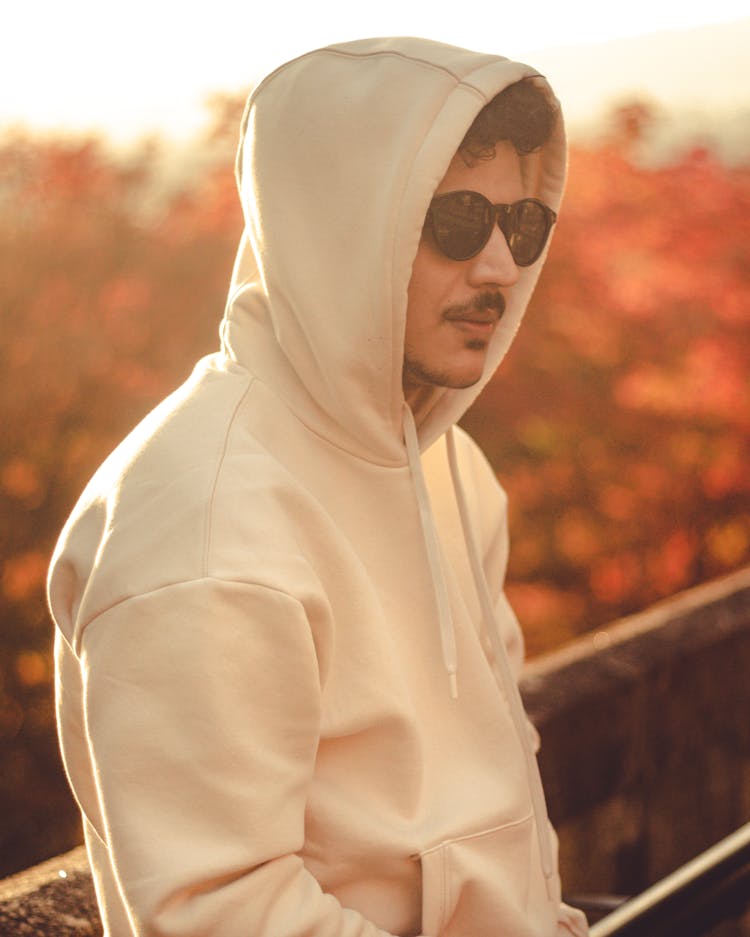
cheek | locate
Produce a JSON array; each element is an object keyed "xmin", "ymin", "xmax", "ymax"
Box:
[
  {"xmin": 406, "ymin": 241, "xmax": 452, "ymax": 335},
  {"xmin": 407, "ymin": 240, "xmax": 432, "ymax": 298}
]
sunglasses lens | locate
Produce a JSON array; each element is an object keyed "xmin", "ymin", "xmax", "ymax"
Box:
[
  {"xmin": 507, "ymin": 200, "xmax": 551, "ymax": 266},
  {"xmin": 429, "ymin": 192, "xmax": 491, "ymax": 261},
  {"xmin": 428, "ymin": 192, "xmax": 554, "ymax": 264}
]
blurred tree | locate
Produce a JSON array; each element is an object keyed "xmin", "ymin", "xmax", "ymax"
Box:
[
  {"xmin": 0, "ymin": 124, "xmax": 242, "ymax": 875},
  {"xmin": 464, "ymin": 129, "xmax": 750, "ymax": 652},
  {"xmin": 0, "ymin": 97, "xmax": 748, "ymax": 873}
]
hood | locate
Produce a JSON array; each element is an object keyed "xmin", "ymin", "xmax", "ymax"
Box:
[{"xmin": 221, "ymin": 36, "xmax": 567, "ymax": 464}]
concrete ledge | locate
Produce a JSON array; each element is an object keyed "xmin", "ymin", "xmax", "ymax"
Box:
[
  {"xmin": 0, "ymin": 847, "xmax": 99, "ymax": 935},
  {"xmin": 2, "ymin": 567, "xmax": 749, "ymax": 932}
]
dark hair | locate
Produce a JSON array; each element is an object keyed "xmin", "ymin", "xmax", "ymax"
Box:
[{"xmin": 459, "ymin": 78, "xmax": 557, "ymax": 160}]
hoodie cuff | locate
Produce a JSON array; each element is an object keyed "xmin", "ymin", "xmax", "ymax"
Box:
[{"xmin": 557, "ymin": 901, "xmax": 590, "ymax": 937}]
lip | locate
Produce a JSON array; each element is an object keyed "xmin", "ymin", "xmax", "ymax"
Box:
[
  {"xmin": 453, "ymin": 318, "xmax": 495, "ymax": 328},
  {"xmin": 445, "ymin": 314, "xmax": 499, "ymax": 334}
]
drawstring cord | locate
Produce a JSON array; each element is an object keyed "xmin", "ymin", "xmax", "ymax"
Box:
[
  {"xmin": 402, "ymin": 408, "xmax": 556, "ymax": 896},
  {"xmin": 403, "ymin": 405, "xmax": 459, "ymax": 699},
  {"xmin": 445, "ymin": 426, "xmax": 556, "ymax": 896}
]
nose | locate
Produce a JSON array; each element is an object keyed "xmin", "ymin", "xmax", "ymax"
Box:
[{"xmin": 466, "ymin": 223, "xmax": 520, "ymax": 289}]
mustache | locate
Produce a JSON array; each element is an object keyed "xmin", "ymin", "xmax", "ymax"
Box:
[{"xmin": 442, "ymin": 291, "xmax": 506, "ymax": 322}]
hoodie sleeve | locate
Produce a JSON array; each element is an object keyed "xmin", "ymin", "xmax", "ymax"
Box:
[{"xmin": 77, "ymin": 578, "xmax": 408, "ymax": 937}]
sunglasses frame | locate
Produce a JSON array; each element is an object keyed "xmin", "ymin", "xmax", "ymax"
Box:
[{"xmin": 427, "ymin": 190, "xmax": 557, "ymax": 265}]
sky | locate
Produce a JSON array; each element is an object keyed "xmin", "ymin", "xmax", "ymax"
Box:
[{"xmin": 4, "ymin": 0, "xmax": 749, "ymax": 144}]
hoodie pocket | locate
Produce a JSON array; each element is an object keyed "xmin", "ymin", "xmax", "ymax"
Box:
[{"xmin": 419, "ymin": 814, "xmax": 538, "ymax": 936}]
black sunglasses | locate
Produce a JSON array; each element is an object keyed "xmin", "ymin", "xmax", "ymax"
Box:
[{"xmin": 427, "ymin": 190, "xmax": 557, "ymax": 265}]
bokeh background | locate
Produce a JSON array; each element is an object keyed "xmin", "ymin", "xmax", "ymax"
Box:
[{"xmin": 2, "ymin": 1, "xmax": 749, "ymax": 879}]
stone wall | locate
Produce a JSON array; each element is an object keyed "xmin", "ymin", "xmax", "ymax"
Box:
[
  {"xmin": 0, "ymin": 847, "xmax": 97, "ymax": 935},
  {"xmin": 2, "ymin": 566, "xmax": 749, "ymax": 932}
]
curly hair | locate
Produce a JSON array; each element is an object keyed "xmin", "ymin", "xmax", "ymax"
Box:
[{"xmin": 459, "ymin": 78, "xmax": 558, "ymax": 160}]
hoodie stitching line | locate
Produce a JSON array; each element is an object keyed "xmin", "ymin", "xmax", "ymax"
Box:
[
  {"xmin": 249, "ymin": 47, "xmax": 501, "ymax": 110},
  {"xmin": 202, "ymin": 378, "xmax": 255, "ymax": 577},
  {"xmin": 420, "ymin": 812, "xmax": 534, "ymax": 856},
  {"xmin": 313, "ymin": 49, "xmax": 544, "ymax": 103},
  {"xmin": 249, "ymin": 374, "xmax": 408, "ymax": 469},
  {"xmin": 319, "ymin": 49, "xmax": 506, "ymax": 104},
  {"xmin": 440, "ymin": 846, "xmax": 449, "ymax": 928},
  {"xmin": 78, "ymin": 576, "xmax": 308, "ymax": 638},
  {"xmin": 319, "ymin": 48, "xmax": 492, "ymax": 96}
]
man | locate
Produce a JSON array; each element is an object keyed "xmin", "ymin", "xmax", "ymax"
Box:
[{"xmin": 49, "ymin": 37, "xmax": 588, "ymax": 936}]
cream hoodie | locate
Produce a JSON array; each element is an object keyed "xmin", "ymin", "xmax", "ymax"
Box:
[{"xmin": 48, "ymin": 37, "xmax": 586, "ymax": 937}]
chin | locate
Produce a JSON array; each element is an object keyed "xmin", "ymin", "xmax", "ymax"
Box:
[
  {"xmin": 439, "ymin": 365, "xmax": 485, "ymax": 389},
  {"xmin": 450, "ymin": 375, "xmax": 484, "ymax": 390},
  {"xmin": 448, "ymin": 357, "xmax": 488, "ymax": 389},
  {"xmin": 403, "ymin": 353, "xmax": 487, "ymax": 394}
]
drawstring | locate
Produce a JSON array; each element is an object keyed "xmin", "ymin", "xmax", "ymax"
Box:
[
  {"xmin": 445, "ymin": 426, "xmax": 556, "ymax": 897},
  {"xmin": 403, "ymin": 405, "xmax": 459, "ymax": 699},
  {"xmin": 402, "ymin": 408, "xmax": 556, "ymax": 895}
]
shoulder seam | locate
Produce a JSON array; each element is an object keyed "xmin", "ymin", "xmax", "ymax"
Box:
[{"xmin": 80, "ymin": 575, "xmax": 305, "ymax": 641}]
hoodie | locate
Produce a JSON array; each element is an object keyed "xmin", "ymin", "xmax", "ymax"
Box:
[{"xmin": 48, "ymin": 36, "xmax": 586, "ymax": 937}]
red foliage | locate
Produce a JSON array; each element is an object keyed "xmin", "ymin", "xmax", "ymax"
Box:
[
  {"xmin": 0, "ymin": 98, "xmax": 748, "ymax": 870},
  {"xmin": 0, "ymin": 118, "xmax": 245, "ymax": 874},
  {"xmin": 464, "ymin": 139, "xmax": 750, "ymax": 652}
]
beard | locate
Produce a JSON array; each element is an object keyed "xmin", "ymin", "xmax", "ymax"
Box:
[{"xmin": 402, "ymin": 355, "xmax": 485, "ymax": 391}]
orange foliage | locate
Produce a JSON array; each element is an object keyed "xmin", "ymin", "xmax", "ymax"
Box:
[
  {"xmin": 0, "ymin": 96, "xmax": 748, "ymax": 870},
  {"xmin": 2, "ymin": 551, "xmax": 49, "ymax": 603},
  {"xmin": 464, "ymin": 134, "xmax": 750, "ymax": 653},
  {"xmin": 0, "ymin": 112, "xmax": 246, "ymax": 874}
]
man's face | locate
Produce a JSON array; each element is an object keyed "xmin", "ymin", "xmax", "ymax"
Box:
[{"xmin": 403, "ymin": 141, "xmax": 524, "ymax": 406}]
